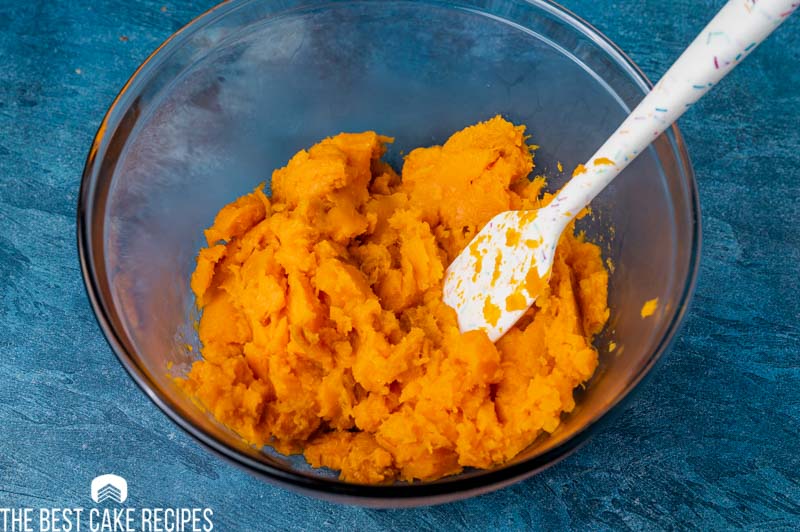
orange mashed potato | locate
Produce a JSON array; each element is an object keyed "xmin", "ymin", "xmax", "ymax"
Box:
[{"xmin": 179, "ymin": 116, "xmax": 609, "ymax": 483}]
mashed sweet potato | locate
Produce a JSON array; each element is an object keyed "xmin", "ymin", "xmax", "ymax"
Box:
[{"xmin": 178, "ymin": 116, "xmax": 609, "ymax": 483}]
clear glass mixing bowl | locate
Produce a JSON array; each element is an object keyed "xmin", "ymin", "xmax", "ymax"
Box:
[{"xmin": 78, "ymin": 0, "xmax": 700, "ymax": 507}]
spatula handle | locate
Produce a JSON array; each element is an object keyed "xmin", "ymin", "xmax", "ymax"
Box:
[{"xmin": 552, "ymin": 0, "xmax": 797, "ymax": 218}]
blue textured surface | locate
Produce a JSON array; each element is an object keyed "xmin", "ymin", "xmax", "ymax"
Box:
[{"xmin": 1, "ymin": 0, "xmax": 799, "ymax": 529}]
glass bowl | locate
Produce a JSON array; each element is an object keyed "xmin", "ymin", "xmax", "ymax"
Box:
[{"xmin": 78, "ymin": 0, "xmax": 700, "ymax": 507}]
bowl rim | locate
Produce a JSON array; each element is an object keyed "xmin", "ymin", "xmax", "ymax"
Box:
[{"xmin": 77, "ymin": 0, "xmax": 701, "ymax": 506}]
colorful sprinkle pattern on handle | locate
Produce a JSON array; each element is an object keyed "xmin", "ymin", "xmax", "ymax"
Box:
[
  {"xmin": 552, "ymin": 0, "xmax": 798, "ymax": 218},
  {"xmin": 443, "ymin": 0, "xmax": 797, "ymax": 341}
]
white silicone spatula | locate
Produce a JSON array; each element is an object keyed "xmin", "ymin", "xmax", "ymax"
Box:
[{"xmin": 444, "ymin": 0, "xmax": 798, "ymax": 342}]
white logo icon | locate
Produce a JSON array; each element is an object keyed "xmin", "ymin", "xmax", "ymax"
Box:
[{"xmin": 90, "ymin": 474, "xmax": 128, "ymax": 503}]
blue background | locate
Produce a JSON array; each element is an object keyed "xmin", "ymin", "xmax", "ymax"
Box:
[{"xmin": 1, "ymin": 0, "xmax": 799, "ymax": 529}]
